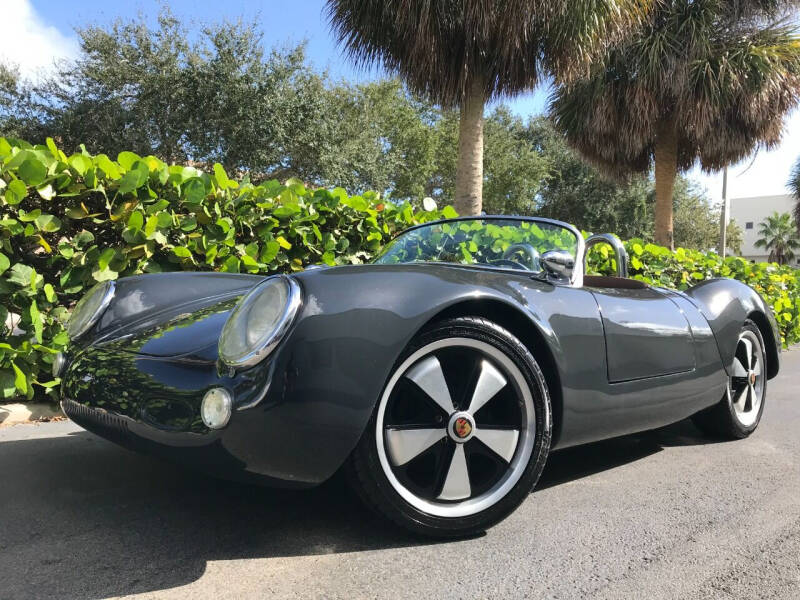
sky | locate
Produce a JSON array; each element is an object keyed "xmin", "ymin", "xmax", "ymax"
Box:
[{"xmin": 3, "ymin": 0, "xmax": 799, "ymax": 204}]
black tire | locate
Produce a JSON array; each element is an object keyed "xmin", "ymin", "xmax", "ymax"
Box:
[
  {"xmin": 346, "ymin": 316, "xmax": 552, "ymax": 538},
  {"xmin": 692, "ymin": 319, "xmax": 767, "ymax": 439}
]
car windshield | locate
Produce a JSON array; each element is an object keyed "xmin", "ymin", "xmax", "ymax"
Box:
[{"xmin": 374, "ymin": 218, "xmax": 579, "ymax": 272}]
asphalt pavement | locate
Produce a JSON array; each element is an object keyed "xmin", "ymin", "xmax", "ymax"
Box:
[{"xmin": 1, "ymin": 350, "xmax": 798, "ymax": 599}]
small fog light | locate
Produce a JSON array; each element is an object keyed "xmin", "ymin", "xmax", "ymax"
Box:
[
  {"xmin": 52, "ymin": 352, "xmax": 67, "ymax": 378},
  {"xmin": 201, "ymin": 387, "xmax": 232, "ymax": 429}
]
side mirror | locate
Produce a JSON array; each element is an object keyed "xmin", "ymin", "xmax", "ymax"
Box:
[{"xmin": 541, "ymin": 250, "xmax": 575, "ymax": 281}]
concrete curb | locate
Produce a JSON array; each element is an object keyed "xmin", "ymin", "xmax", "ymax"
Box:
[{"xmin": 0, "ymin": 403, "xmax": 64, "ymax": 427}]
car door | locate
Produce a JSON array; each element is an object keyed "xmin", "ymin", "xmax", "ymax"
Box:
[{"xmin": 587, "ymin": 285, "xmax": 695, "ymax": 382}]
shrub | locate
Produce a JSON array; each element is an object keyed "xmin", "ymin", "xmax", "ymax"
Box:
[
  {"xmin": 0, "ymin": 137, "xmax": 454, "ymax": 401},
  {"xmin": 587, "ymin": 240, "xmax": 799, "ymax": 347},
  {"xmin": 1, "ymin": 138, "xmax": 797, "ymax": 403}
]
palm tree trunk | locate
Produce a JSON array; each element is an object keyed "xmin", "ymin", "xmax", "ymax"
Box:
[
  {"xmin": 454, "ymin": 78, "xmax": 485, "ymax": 216},
  {"xmin": 654, "ymin": 119, "xmax": 678, "ymax": 249}
]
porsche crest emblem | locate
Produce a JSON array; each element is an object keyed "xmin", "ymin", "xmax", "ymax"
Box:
[{"xmin": 453, "ymin": 417, "xmax": 472, "ymax": 439}]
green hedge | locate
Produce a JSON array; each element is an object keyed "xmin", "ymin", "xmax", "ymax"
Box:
[
  {"xmin": 1, "ymin": 137, "xmax": 797, "ymax": 403},
  {"xmin": 586, "ymin": 241, "xmax": 799, "ymax": 349},
  {"xmin": 0, "ymin": 137, "xmax": 454, "ymax": 401}
]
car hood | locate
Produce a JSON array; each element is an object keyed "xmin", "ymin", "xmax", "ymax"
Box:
[
  {"xmin": 84, "ymin": 272, "xmax": 264, "ymax": 359},
  {"xmin": 99, "ymin": 297, "xmax": 238, "ymax": 360},
  {"xmin": 85, "ymin": 262, "xmax": 540, "ymax": 360}
]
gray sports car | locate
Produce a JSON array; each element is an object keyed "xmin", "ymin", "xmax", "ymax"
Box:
[{"xmin": 57, "ymin": 216, "xmax": 780, "ymax": 537}]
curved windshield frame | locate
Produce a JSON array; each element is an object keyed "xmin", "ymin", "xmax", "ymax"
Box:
[{"xmin": 374, "ymin": 216, "xmax": 582, "ymax": 280}]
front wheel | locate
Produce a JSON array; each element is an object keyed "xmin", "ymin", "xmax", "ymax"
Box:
[
  {"xmin": 692, "ymin": 319, "xmax": 767, "ymax": 439},
  {"xmin": 347, "ymin": 316, "xmax": 552, "ymax": 537}
]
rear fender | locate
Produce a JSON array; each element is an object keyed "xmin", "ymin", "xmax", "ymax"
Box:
[{"xmin": 683, "ymin": 278, "xmax": 780, "ymax": 379}]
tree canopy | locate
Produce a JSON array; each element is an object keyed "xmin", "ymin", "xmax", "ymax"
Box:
[
  {"xmin": 0, "ymin": 8, "xmax": 731, "ymax": 254},
  {"xmin": 2, "ymin": 11, "xmax": 330, "ymax": 180}
]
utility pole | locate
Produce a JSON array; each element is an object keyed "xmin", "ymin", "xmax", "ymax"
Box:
[{"xmin": 718, "ymin": 166, "xmax": 729, "ymax": 258}]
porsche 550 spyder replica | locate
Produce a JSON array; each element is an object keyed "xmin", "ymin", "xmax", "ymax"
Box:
[{"xmin": 58, "ymin": 216, "xmax": 780, "ymax": 537}]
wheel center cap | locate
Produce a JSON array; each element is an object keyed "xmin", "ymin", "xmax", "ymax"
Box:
[
  {"xmin": 749, "ymin": 371, "xmax": 757, "ymax": 386},
  {"xmin": 448, "ymin": 412, "xmax": 475, "ymax": 443}
]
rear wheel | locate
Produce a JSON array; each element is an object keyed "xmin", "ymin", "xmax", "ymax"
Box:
[
  {"xmin": 692, "ymin": 320, "xmax": 767, "ymax": 439},
  {"xmin": 347, "ymin": 316, "xmax": 552, "ymax": 537}
]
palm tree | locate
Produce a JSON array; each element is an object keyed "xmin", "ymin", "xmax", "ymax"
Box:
[
  {"xmin": 755, "ymin": 211, "xmax": 800, "ymax": 264},
  {"xmin": 326, "ymin": 1, "xmax": 649, "ymax": 215},
  {"xmin": 551, "ymin": 1, "xmax": 800, "ymax": 249}
]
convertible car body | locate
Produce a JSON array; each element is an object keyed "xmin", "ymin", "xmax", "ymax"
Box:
[{"xmin": 58, "ymin": 216, "xmax": 781, "ymax": 536}]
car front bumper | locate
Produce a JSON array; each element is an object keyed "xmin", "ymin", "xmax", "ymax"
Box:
[{"xmin": 58, "ymin": 338, "xmax": 366, "ymax": 488}]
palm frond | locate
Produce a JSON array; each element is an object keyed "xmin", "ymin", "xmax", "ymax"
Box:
[
  {"xmin": 550, "ymin": 0, "xmax": 800, "ymax": 178},
  {"xmin": 326, "ymin": 0, "xmax": 652, "ymax": 107},
  {"xmin": 754, "ymin": 211, "xmax": 800, "ymax": 263}
]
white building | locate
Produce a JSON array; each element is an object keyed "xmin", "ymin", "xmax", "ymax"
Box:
[{"xmin": 728, "ymin": 193, "xmax": 799, "ymax": 264}]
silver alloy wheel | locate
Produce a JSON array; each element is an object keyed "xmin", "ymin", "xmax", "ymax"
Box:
[
  {"xmin": 375, "ymin": 338, "xmax": 536, "ymax": 518},
  {"xmin": 728, "ymin": 330, "xmax": 765, "ymax": 428}
]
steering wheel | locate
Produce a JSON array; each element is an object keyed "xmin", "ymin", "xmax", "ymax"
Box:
[{"xmin": 502, "ymin": 243, "xmax": 540, "ymax": 272}]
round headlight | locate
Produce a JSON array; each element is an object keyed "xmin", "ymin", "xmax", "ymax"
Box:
[
  {"xmin": 201, "ymin": 387, "xmax": 232, "ymax": 429},
  {"xmin": 67, "ymin": 281, "xmax": 115, "ymax": 340},
  {"xmin": 218, "ymin": 275, "xmax": 301, "ymax": 368}
]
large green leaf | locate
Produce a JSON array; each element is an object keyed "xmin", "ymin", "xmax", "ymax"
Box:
[
  {"xmin": 4, "ymin": 180, "xmax": 27, "ymax": 205},
  {"xmin": 18, "ymin": 157, "xmax": 47, "ymax": 186},
  {"xmin": 34, "ymin": 214, "xmax": 62, "ymax": 233},
  {"xmin": 182, "ymin": 178, "xmax": 207, "ymax": 204},
  {"xmin": 95, "ymin": 154, "xmax": 121, "ymax": 179},
  {"xmin": 0, "ymin": 369, "xmax": 17, "ymax": 399},
  {"xmin": 69, "ymin": 154, "xmax": 92, "ymax": 176},
  {"xmin": 117, "ymin": 162, "xmax": 149, "ymax": 195},
  {"xmin": 30, "ymin": 300, "xmax": 43, "ymax": 343},
  {"xmin": 213, "ymin": 163, "xmax": 230, "ymax": 188},
  {"xmin": 7, "ymin": 263, "xmax": 35, "ymax": 287},
  {"xmin": 11, "ymin": 362, "xmax": 27, "ymax": 394},
  {"xmin": 117, "ymin": 151, "xmax": 141, "ymax": 171},
  {"xmin": 97, "ymin": 248, "xmax": 117, "ymax": 270},
  {"xmin": 128, "ymin": 210, "xmax": 144, "ymax": 230},
  {"xmin": 92, "ymin": 266, "xmax": 118, "ymax": 282}
]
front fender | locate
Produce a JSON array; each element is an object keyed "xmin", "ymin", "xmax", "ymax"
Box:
[
  {"xmin": 683, "ymin": 278, "xmax": 780, "ymax": 379},
  {"xmin": 268, "ymin": 263, "xmax": 555, "ymax": 482}
]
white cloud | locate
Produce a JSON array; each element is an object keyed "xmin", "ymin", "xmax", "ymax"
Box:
[
  {"xmin": 1, "ymin": 0, "xmax": 78, "ymax": 78},
  {"xmin": 688, "ymin": 108, "xmax": 800, "ymax": 202}
]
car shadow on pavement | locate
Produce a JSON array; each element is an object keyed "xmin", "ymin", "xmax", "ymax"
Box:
[
  {"xmin": 0, "ymin": 428, "xmax": 438, "ymax": 598},
  {"xmin": 538, "ymin": 417, "xmax": 721, "ymax": 490},
  {"xmin": 0, "ymin": 417, "xmax": 720, "ymax": 598}
]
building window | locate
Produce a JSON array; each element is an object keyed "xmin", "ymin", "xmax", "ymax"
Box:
[{"xmin": 745, "ymin": 222, "xmax": 753, "ymax": 230}]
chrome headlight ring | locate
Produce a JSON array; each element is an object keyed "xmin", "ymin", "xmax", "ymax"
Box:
[
  {"xmin": 67, "ymin": 280, "xmax": 116, "ymax": 340},
  {"xmin": 218, "ymin": 275, "xmax": 302, "ymax": 369}
]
